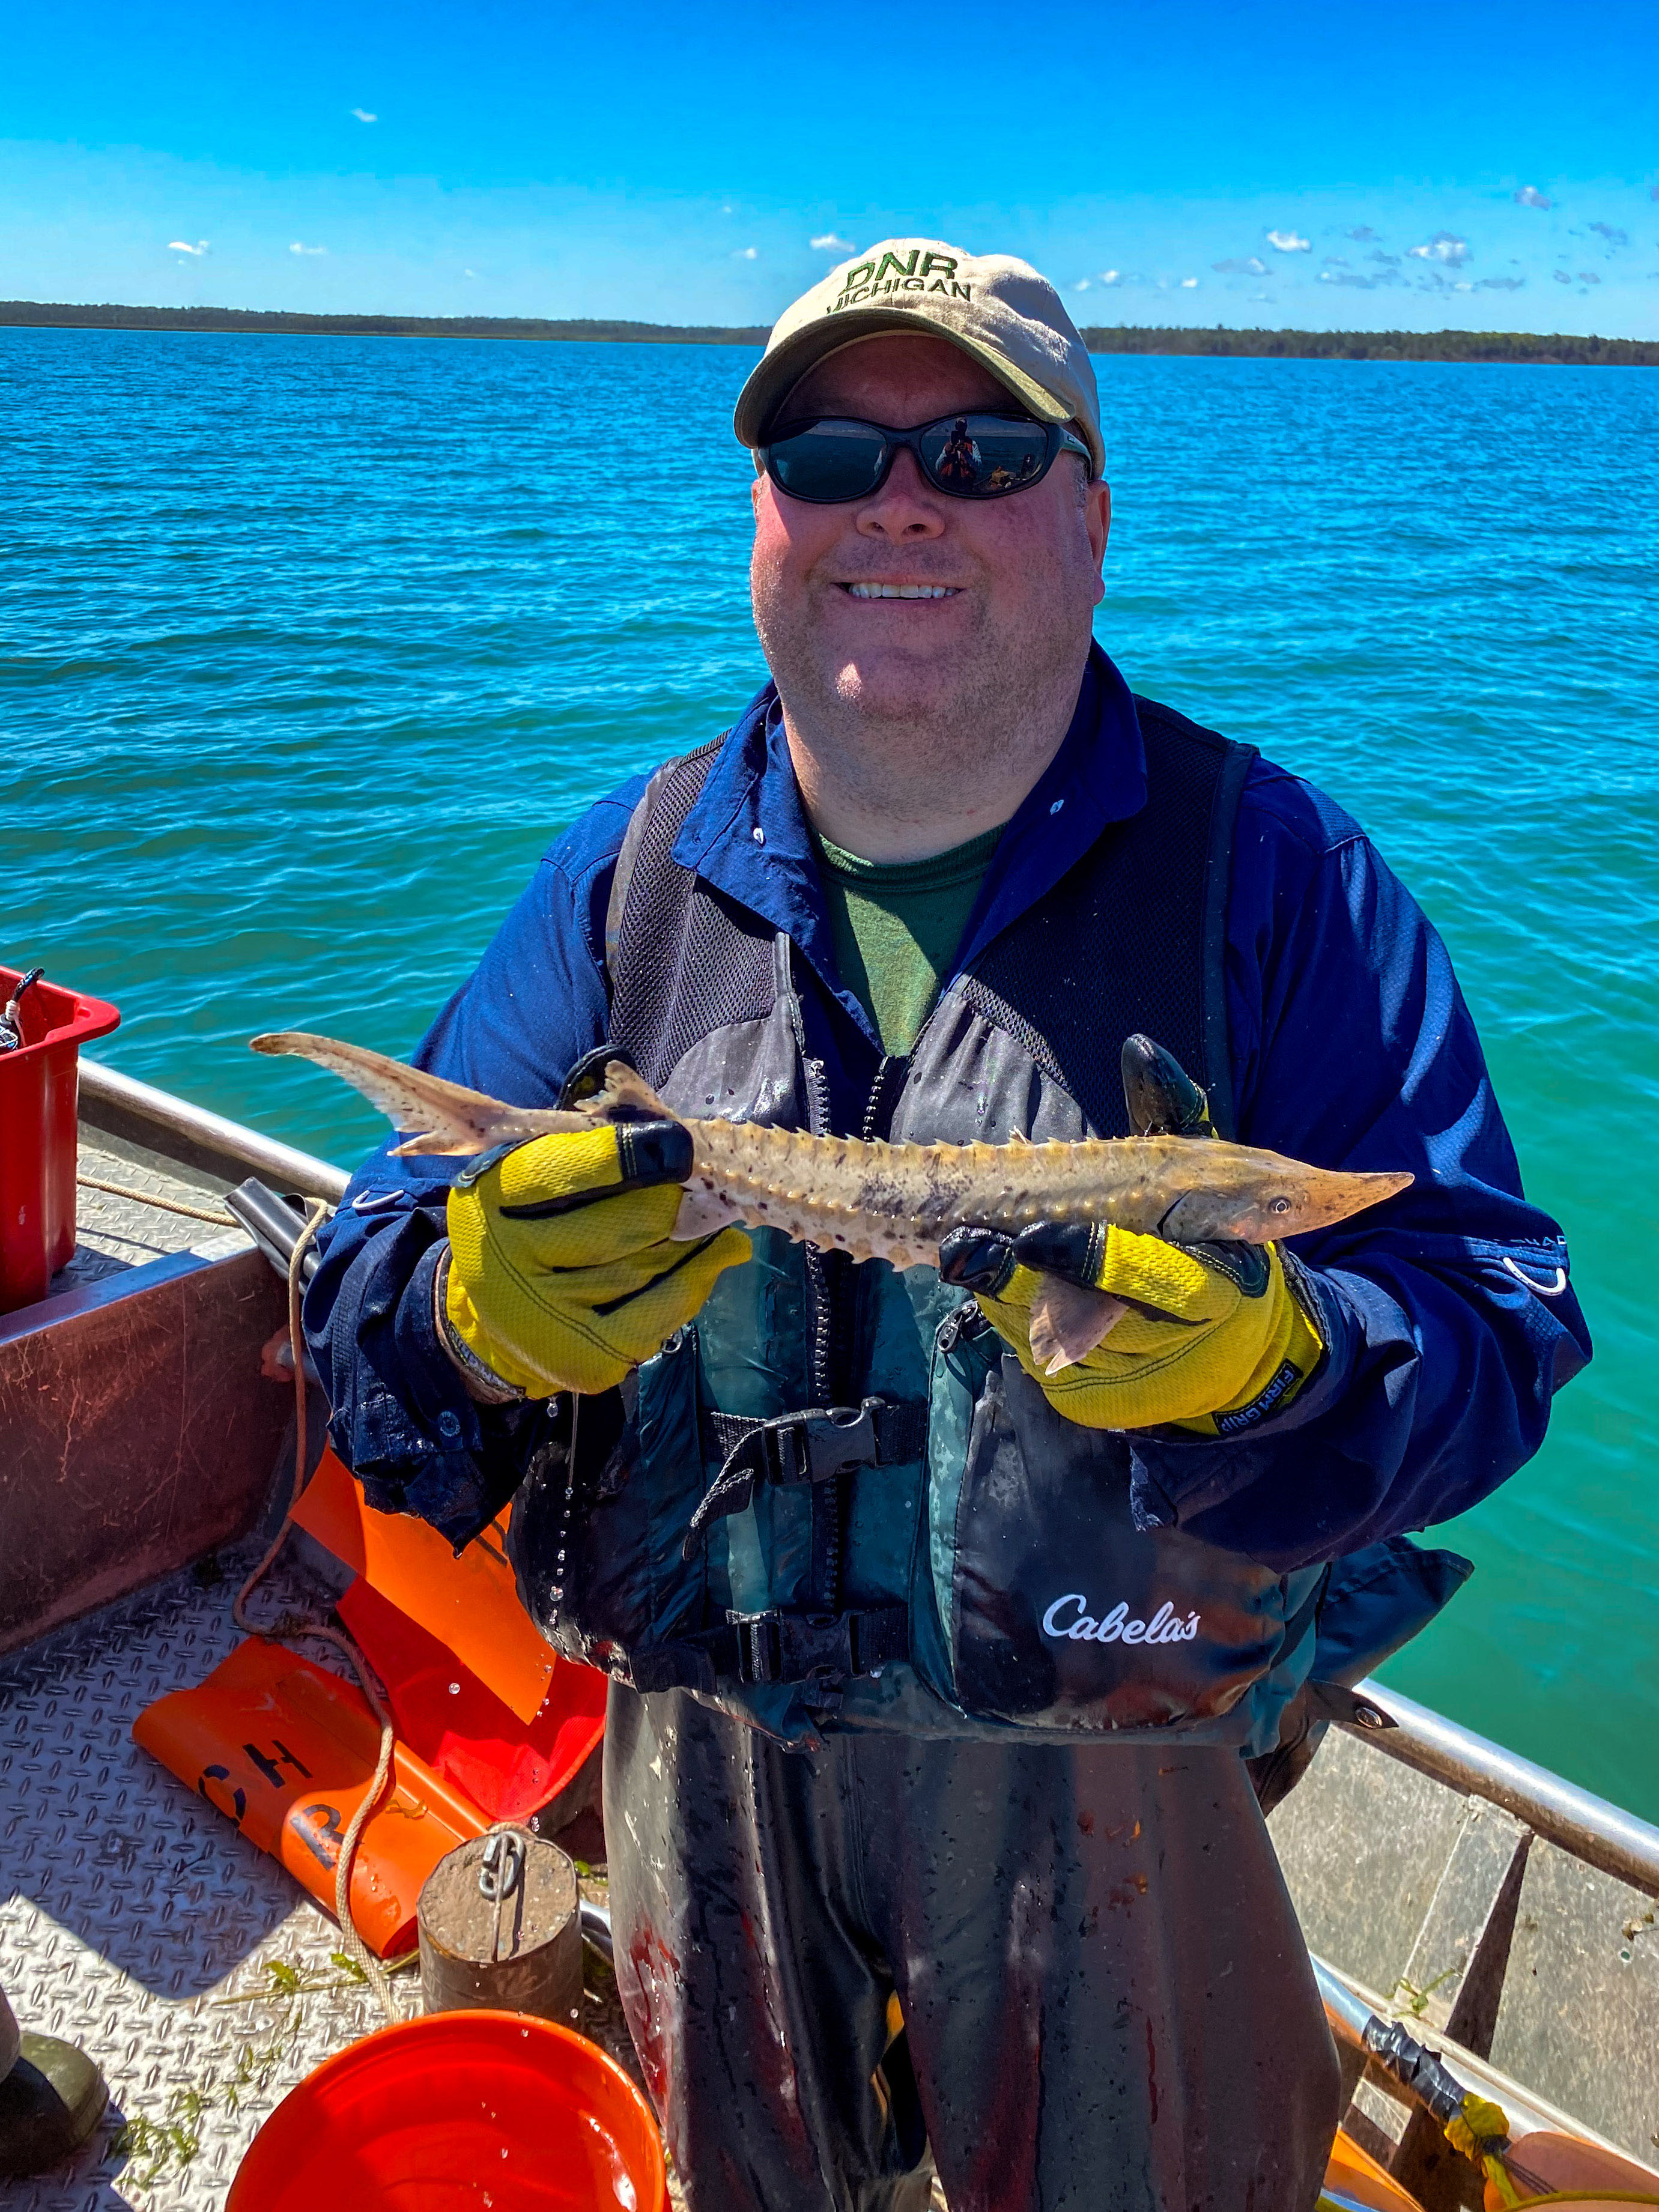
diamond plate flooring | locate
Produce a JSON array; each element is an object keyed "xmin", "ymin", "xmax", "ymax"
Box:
[
  {"xmin": 55, "ymin": 1133, "xmax": 251, "ymax": 1295},
  {"xmin": 0, "ymin": 1549, "xmax": 422, "ymax": 2207}
]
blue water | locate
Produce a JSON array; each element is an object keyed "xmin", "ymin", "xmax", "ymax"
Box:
[{"xmin": 5, "ymin": 329, "xmax": 1656, "ymax": 1819}]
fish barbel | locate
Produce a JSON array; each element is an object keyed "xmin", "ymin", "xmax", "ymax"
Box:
[{"xmin": 252, "ymin": 1029, "xmax": 1412, "ymax": 1370}]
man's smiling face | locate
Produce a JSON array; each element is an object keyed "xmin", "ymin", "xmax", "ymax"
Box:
[{"xmin": 750, "ymin": 333, "xmax": 1110, "ymax": 744}]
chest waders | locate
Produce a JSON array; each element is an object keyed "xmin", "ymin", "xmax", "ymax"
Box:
[{"xmin": 509, "ymin": 697, "xmax": 1330, "ymax": 1750}]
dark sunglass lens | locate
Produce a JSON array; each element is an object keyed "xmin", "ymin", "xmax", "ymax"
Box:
[
  {"xmin": 919, "ymin": 416, "xmax": 1049, "ymax": 495},
  {"xmin": 766, "ymin": 420, "xmax": 888, "ymax": 503}
]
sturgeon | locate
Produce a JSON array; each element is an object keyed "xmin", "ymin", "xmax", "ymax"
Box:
[{"xmin": 251, "ymin": 1030, "xmax": 1411, "ymax": 1370}]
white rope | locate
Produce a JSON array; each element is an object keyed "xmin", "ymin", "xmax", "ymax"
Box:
[{"xmin": 76, "ymin": 1172, "xmax": 235, "ymax": 1228}]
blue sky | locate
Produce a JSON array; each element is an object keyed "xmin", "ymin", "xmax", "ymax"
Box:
[{"xmin": 4, "ymin": 0, "xmax": 1657, "ymax": 335}]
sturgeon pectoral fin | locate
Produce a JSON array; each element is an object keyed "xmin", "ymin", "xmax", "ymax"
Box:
[
  {"xmin": 670, "ymin": 1184, "xmax": 744, "ymax": 1241},
  {"xmin": 1027, "ymin": 1274, "xmax": 1128, "ymax": 1375}
]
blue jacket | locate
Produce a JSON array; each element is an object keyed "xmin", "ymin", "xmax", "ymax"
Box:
[{"xmin": 305, "ymin": 650, "xmax": 1589, "ymax": 1572}]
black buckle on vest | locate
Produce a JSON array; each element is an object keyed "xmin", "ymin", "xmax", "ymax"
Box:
[
  {"xmin": 683, "ymin": 1399, "xmax": 925, "ymax": 1561},
  {"xmin": 768, "ymin": 1400, "xmax": 881, "ymax": 1485},
  {"xmin": 724, "ymin": 1605, "xmax": 908, "ymax": 1687},
  {"xmin": 730, "ymin": 1610, "xmax": 787, "ymax": 1685}
]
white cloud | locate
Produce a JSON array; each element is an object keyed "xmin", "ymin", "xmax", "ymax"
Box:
[
  {"xmin": 733, "ymin": 246, "xmax": 757, "ymax": 260},
  {"xmin": 1320, "ymin": 260, "xmax": 1405, "ymax": 290},
  {"xmin": 1578, "ymin": 270, "xmax": 1602, "ymax": 283},
  {"xmin": 810, "ymin": 232, "xmax": 854, "ymax": 253},
  {"xmin": 1073, "ymin": 278, "xmax": 1090, "ymax": 291},
  {"xmin": 1553, "ymin": 269, "xmax": 1573, "ymax": 283},
  {"xmin": 1409, "ymin": 231, "xmax": 1469, "ymax": 264},
  {"xmin": 1266, "ymin": 229, "xmax": 1310, "ymax": 252},
  {"xmin": 1514, "ymin": 186, "xmax": 1551, "ymax": 210},
  {"xmin": 351, "ymin": 108, "xmax": 377, "ymax": 123},
  {"xmin": 1099, "ymin": 268, "xmax": 1122, "ymax": 285},
  {"xmin": 1588, "ymin": 222, "xmax": 1629, "ymax": 247},
  {"xmin": 463, "ymin": 268, "xmax": 476, "ymax": 279},
  {"xmin": 290, "ymin": 241, "xmax": 327, "ymax": 256},
  {"xmin": 1213, "ymin": 255, "xmax": 1268, "ymax": 275},
  {"xmin": 1347, "ymin": 225, "xmax": 1380, "ymax": 241},
  {"xmin": 1475, "ymin": 276, "xmax": 1526, "ymax": 291},
  {"xmin": 167, "ymin": 238, "xmax": 209, "ymax": 256},
  {"xmin": 1180, "ymin": 276, "xmax": 1198, "ymax": 288}
]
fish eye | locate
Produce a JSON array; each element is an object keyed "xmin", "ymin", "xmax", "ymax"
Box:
[{"xmin": 1270, "ymin": 1195, "xmax": 1291, "ymax": 1216}]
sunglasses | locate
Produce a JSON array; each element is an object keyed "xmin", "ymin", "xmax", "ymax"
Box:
[{"xmin": 759, "ymin": 412, "xmax": 1093, "ymax": 505}]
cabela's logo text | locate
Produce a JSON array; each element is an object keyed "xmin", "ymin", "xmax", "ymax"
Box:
[
  {"xmin": 831, "ymin": 249, "xmax": 973, "ymax": 314},
  {"xmin": 1041, "ymin": 1593, "xmax": 1201, "ymax": 1646}
]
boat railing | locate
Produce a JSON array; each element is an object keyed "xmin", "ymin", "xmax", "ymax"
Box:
[
  {"xmin": 78, "ymin": 1052, "xmax": 348, "ymax": 1201},
  {"xmin": 1347, "ymin": 1677, "xmax": 1659, "ymax": 1897}
]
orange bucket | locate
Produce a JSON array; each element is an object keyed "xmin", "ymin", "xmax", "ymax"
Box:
[{"xmin": 228, "ymin": 2011, "xmax": 667, "ymax": 2211}]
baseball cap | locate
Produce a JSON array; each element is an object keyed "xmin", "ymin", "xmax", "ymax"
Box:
[{"xmin": 733, "ymin": 238, "xmax": 1104, "ymax": 478}]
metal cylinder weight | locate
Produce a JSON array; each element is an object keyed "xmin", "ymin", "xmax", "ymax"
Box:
[{"xmin": 417, "ymin": 1827, "xmax": 583, "ymax": 2026}]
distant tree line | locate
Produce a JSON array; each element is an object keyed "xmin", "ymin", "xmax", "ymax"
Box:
[
  {"xmin": 2, "ymin": 301, "xmax": 1655, "ymax": 365},
  {"xmin": 0, "ymin": 301, "xmax": 771, "ymax": 345},
  {"xmin": 1078, "ymin": 324, "xmax": 1659, "ymax": 366}
]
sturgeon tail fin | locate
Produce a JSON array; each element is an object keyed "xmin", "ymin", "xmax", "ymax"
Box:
[
  {"xmin": 249, "ymin": 1032, "xmax": 680, "ymax": 1156},
  {"xmin": 249, "ymin": 1031, "xmax": 587, "ymax": 1154}
]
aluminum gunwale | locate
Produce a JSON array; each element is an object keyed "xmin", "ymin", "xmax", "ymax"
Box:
[
  {"xmin": 1346, "ymin": 1676, "xmax": 1659, "ymax": 1896},
  {"xmin": 79, "ymin": 1054, "xmax": 348, "ymax": 1201}
]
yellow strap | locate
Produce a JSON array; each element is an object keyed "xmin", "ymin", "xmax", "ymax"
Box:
[{"xmin": 1443, "ymin": 2091, "xmax": 1511, "ymax": 2163}]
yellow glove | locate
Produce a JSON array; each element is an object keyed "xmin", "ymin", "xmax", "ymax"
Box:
[
  {"xmin": 444, "ymin": 1119, "xmax": 750, "ymax": 1397},
  {"xmin": 938, "ymin": 1219, "xmax": 1323, "ymax": 1434}
]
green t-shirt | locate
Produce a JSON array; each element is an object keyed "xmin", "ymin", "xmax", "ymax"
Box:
[{"xmin": 813, "ymin": 825, "xmax": 1004, "ymax": 1056}]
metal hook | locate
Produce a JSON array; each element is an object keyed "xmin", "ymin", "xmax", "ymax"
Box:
[
  {"xmin": 481, "ymin": 1827, "xmax": 531, "ymax": 1965},
  {"xmin": 479, "ymin": 1829, "xmax": 525, "ymax": 1903}
]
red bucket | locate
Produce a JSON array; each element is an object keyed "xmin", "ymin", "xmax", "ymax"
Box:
[
  {"xmin": 0, "ymin": 964, "xmax": 120, "ymax": 1314},
  {"xmin": 227, "ymin": 2011, "xmax": 668, "ymax": 2212}
]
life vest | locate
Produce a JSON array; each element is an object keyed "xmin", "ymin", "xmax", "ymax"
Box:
[{"xmin": 505, "ymin": 689, "xmax": 1431, "ymax": 1748}]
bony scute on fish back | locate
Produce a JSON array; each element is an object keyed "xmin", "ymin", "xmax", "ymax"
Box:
[{"xmin": 249, "ymin": 1029, "xmax": 1412, "ymax": 1267}]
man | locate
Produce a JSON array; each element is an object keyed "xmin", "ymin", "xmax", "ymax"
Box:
[{"xmin": 306, "ymin": 241, "xmax": 1589, "ymax": 2210}]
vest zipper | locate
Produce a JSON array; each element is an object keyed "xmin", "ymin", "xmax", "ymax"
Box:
[
  {"xmin": 805, "ymin": 1050, "xmax": 904, "ymax": 1619},
  {"xmin": 795, "ymin": 1019, "xmax": 841, "ymax": 1613}
]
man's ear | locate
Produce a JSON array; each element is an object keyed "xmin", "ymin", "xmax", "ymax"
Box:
[
  {"xmin": 1091, "ymin": 478, "xmax": 1112, "ymax": 564},
  {"xmin": 1086, "ymin": 477, "xmax": 1112, "ymax": 605}
]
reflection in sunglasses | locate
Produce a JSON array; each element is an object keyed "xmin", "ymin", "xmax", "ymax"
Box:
[{"xmin": 762, "ymin": 413, "xmax": 1084, "ymax": 505}]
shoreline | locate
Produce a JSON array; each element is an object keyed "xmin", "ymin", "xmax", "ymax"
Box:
[{"xmin": 2, "ymin": 300, "xmax": 1655, "ymax": 365}]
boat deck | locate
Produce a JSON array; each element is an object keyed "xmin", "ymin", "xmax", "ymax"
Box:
[
  {"xmin": 54, "ymin": 1129, "xmax": 253, "ymax": 1291},
  {"xmin": 0, "ymin": 1544, "xmax": 648, "ymax": 2211}
]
